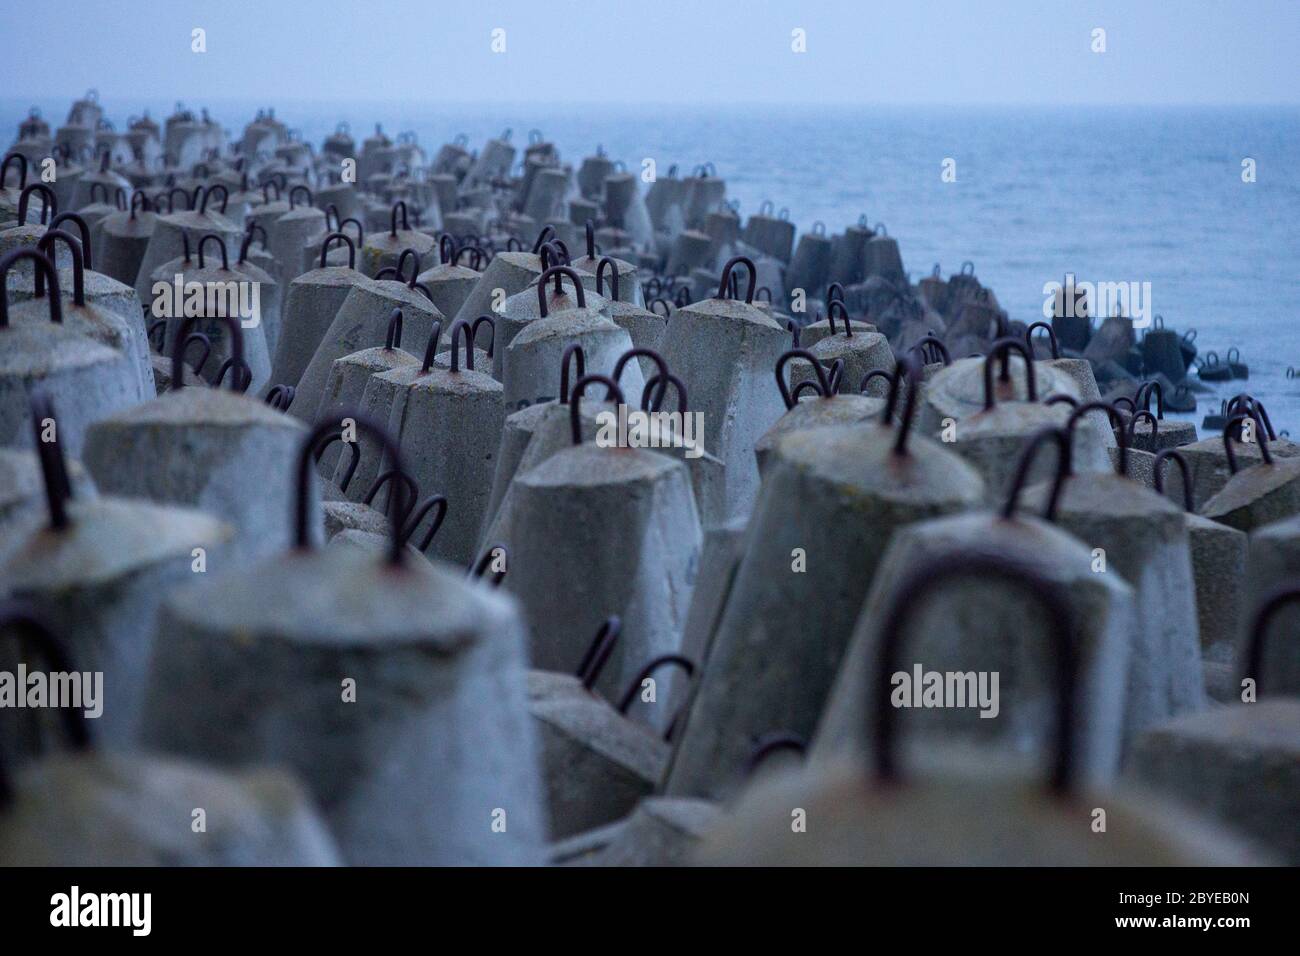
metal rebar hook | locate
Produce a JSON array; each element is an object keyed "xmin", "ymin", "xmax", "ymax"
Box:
[
  {"xmin": 297, "ymin": 417, "xmax": 408, "ymax": 565},
  {"xmin": 575, "ymin": 616, "xmax": 622, "ymax": 691},
  {"xmin": 872, "ymin": 550, "xmax": 1076, "ymax": 794}
]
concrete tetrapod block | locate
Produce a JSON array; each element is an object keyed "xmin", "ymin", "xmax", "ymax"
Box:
[
  {"xmin": 1021, "ymin": 473, "xmax": 1206, "ymax": 746},
  {"xmin": 1202, "ymin": 458, "xmax": 1300, "ymax": 532},
  {"xmin": 314, "ymin": 345, "xmax": 418, "ymax": 474},
  {"xmin": 142, "ymin": 547, "xmax": 547, "ymax": 866},
  {"xmin": 503, "ymin": 442, "xmax": 701, "ymax": 702},
  {"xmin": 154, "ymin": 262, "xmax": 273, "ymax": 395},
  {"xmin": 286, "ymin": 279, "xmax": 441, "ymax": 422},
  {"xmin": 503, "ymin": 311, "xmax": 638, "ymax": 413},
  {"xmin": 695, "ymin": 749, "xmax": 1275, "ymax": 865},
  {"xmin": 677, "ymin": 515, "xmax": 748, "ymax": 671},
  {"xmin": 0, "ymin": 497, "xmax": 233, "ymax": 747},
  {"xmin": 415, "ymin": 261, "xmax": 481, "ymax": 324},
  {"xmin": 270, "ymin": 266, "xmax": 372, "ymax": 393},
  {"xmin": 358, "ymin": 228, "xmax": 435, "ymax": 279},
  {"xmin": 0, "ymin": 321, "xmax": 139, "ymax": 458},
  {"xmin": 377, "ymin": 361, "xmax": 504, "ymax": 566},
  {"xmin": 482, "ymin": 398, "xmax": 725, "ymax": 551},
  {"xmin": 8, "ymin": 283, "xmax": 153, "ymax": 404},
  {"xmin": 451, "ymin": 250, "xmax": 546, "ymax": 342},
  {"xmin": 0, "ymin": 751, "xmax": 340, "ymax": 865},
  {"xmin": 551, "ymin": 796, "xmax": 720, "ymax": 866},
  {"xmin": 1244, "ymin": 516, "xmax": 1300, "ymax": 693},
  {"xmin": 81, "ymin": 388, "xmax": 310, "ymax": 561},
  {"xmin": 1174, "ymin": 435, "xmax": 1300, "ymax": 510},
  {"xmin": 753, "ymin": 394, "xmax": 886, "ymax": 477},
  {"xmin": 268, "ymin": 203, "xmax": 326, "ymax": 288},
  {"xmin": 828, "ymin": 223, "xmax": 873, "ymax": 287},
  {"xmin": 492, "ymin": 280, "xmax": 610, "ymax": 383},
  {"xmin": 949, "ymin": 403, "xmax": 1112, "ymax": 506},
  {"xmin": 1185, "ymin": 513, "xmax": 1248, "ymax": 664},
  {"xmin": 656, "ymin": 294, "xmax": 791, "ymax": 522},
  {"xmin": 811, "ymin": 513, "xmax": 1134, "ymax": 784},
  {"xmin": 603, "ymin": 173, "xmax": 655, "ymax": 249},
  {"xmin": 797, "ymin": 315, "xmax": 876, "ymax": 350},
  {"xmin": 1040, "ymin": 357, "xmax": 1117, "ymax": 448},
  {"xmin": 662, "ymin": 423, "xmax": 986, "ymax": 801},
  {"xmin": 0, "ymin": 447, "xmax": 96, "ymax": 550},
  {"xmin": 788, "ymin": 331, "xmax": 895, "ymax": 400},
  {"xmin": 919, "ymin": 355, "xmax": 1084, "ymax": 435},
  {"xmin": 1127, "ymin": 700, "xmax": 1300, "ymax": 864},
  {"xmin": 527, "ymin": 671, "xmax": 669, "ymax": 840},
  {"xmin": 133, "ymin": 208, "xmax": 243, "ymax": 305},
  {"xmin": 786, "ymin": 230, "xmax": 833, "ymax": 303}
]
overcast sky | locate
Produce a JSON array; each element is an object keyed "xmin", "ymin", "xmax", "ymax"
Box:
[{"xmin": 3, "ymin": 0, "xmax": 1297, "ymax": 106}]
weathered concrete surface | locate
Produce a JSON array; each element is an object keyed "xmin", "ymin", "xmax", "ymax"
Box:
[
  {"xmin": 0, "ymin": 751, "xmax": 340, "ymax": 865},
  {"xmin": 656, "ymin": 296, "xmax": 791, "ymax": 522},
  {"xmin": 0, "ymin": 496, "xmax": 232, "ymax": 746},
  {"xmin": 1202, "ymin": 458, "xmax": 1300, "ymax": 532},
  {"xmin": 695, "ymin": 750, "xmax": 1275, "ymax": 865},
  {"xmin": 287, "ymin": 278, "xmax": 440, "ymax": 422},
  {"xmin": 1128, "ymin": 700, "xmax": 1300, "ymax": 863},
  {"xmin": 551, "ymin": 796, "xmax": 719, "ymax": 866},
  {"xmin": 503, "ymin": 443, "xmax": 701, "ymax": 701},
  {"xmin": 812, "ymin": 512, "xmax": 1134, "ymax": 784},
  {"xmin": 269, "ymin": 266, "xmax": 372, "ymax": 392},
  {"xmin": 1022, "ymin": 473, "xmax": 1205, "ymax": 745},
  {"xmin": 527, "ymin": 671, "xmax": 668, "ymax": 839},
  {"xmin": 664, "ymin": 423, "xmax": 985, "ymax": 800},
  {"xmin": 142, "ymin": 548, "xmax": 547, "ymax": 866},
  {"xmin": 81, "ymin": 388, "xmax": 309, "ymax": 561}
]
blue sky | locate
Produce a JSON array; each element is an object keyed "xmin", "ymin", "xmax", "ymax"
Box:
[{"xmin": 2, "ymin": 0, "xmax": 1297, "ymax": 106}]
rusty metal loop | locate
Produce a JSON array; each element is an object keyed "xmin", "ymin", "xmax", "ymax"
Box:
[
  {"xmin": 912, "ymin": 334, "xmax": 951, "ymax": 367},
  {"xmin": 389, "ymin": 200, "xmax": 409, "ymax": 237},
  {"xmin": 384, "ymin": 308, "xmax": 404, "ymax": 350},
  {"xmin": 1153, "ymin": 449, "xmax": 1193, "ymax": 512},
  {"xmin": 471, "ymin": 316, "xmax": 495, "ymax": 358},
  {"xmin": 983, "ymin": 337, "xmax": 1038, "ymax": 410},
  {"xmin": 1134, "ymin": 381, "xmax": 1165, "ymax": 419},
  {"xmin": 403, "ymin": 495, "xmax": 449, "ymax": 552},
  {"xmin": 881, "ymin": 351, "xmax": 923, "ymax": 456},
  {"xmin": 266, "ymin": 384, "xmax": 296, "ymax": 412},
  {"xmin": 595, "ymin": 256, "xmax": 621, "ymax": 301},
  {"xmin": 613, "ymin": 348, "xmax": 669, "ymax": 410},
  {"xmin": 0, "ymin": 152, "xmax": 28, "ymax": 190},
  {"xmin": 197, "ymin": 233, "xmax": 229, "ymax": 271},
  {"xmin": 641, "ymin": 373, "xmax": 688, "ymax": 414},
  {"xmin": 827, "ymin": 299, "xmax": 853, "ymax": 337},
  {"xmin": 0, "ymin": 249, "xmax": 61, "ymax": 328},
  {"xmin": 419, "ymin": 320, "xmax": 443, "ymax": 373},
  {"xmin": 531, "ymin": 225, "xmax": 556, "ymax": 254},
  {"xmin": 448, "ymin": 319, "xmax": 474, "ymax": 373},
  {"xmin": 180, "ymin": 332, "xmax": 211, "ymax": 377},
  {"xmin": 213, "ymin": 357, "xmax": 252, "ymax": 393},
  {"xmin": 1002, "ymin": 426, "xmax": 1072, "ymax": 522},
  {"xmin": 470, "ymin": 544, "xmax": 508, "ymax": 587},
  {"xmin": 171, "ymin": 313, "xmax": 243, "ymax": 392},
  {"xmin": 1223, "ymin": 412, "xmax": 1271, "ymax": 473},
  {"xmin": 536, "ymin": 266, "xmax": 586, "ymax": 318},
  {"xmin": 34, "ymin": 229, "xmax": 86, "ymax": 307},
  {"xmin": 576, "ymin": 616, "xmax": 622, "ymax": 690},
  {"xmin": 1128, "ymin": 409, "xmax": 1158, "ymax": 446},
  {"xmin": 289, "ymin": 184, "xmax": 313, "ymax": 209},
  {"xmin": 715, "ymin": 255, "xmax": 757, "ymax": 303},
  {"xmin": 873, "ymin": 550, "xmax": 1077, "ymax": 794},
  {"xmin": 318, "ymin": 231, "xmax": 355, "ymax": 269},
  {"xmin": 775, "ymin": 349, "xmax": 830, "ymax": 409},
  {"xmin": 1244, "ymin": 587, "xmax": 1300, "ymax": 694},
  {"xmin": 299, "ymin": 417, "xmax": 408, "ymax": 565},
  {"xmin": 569, "ymin": 374, "xmax": 625, "ymax": 445},
  {"xmin": 47, "ymin": 212, "xmax": 93, "ymax": 271},
  {"xmin": 311, "ymin": 427, "xmax": 360, "ymax": 492},
  {"xmin": 394, "ymin": 247, "xmax": 422, "ymax": 286},
  {"xmin": 743, "ymin": 732, "xmax": 807, "ymax": 777},
  {"xmin": 198, "ymin": 183, "xmax": 228, "ymax": 215},
  {"xmin": 1025, "ymin": 321, "xmax": 1060, "ymax": 359},
  {"xmin": 29, "ymin": 391, "xmax": 73, "ymax": 530},
  {"xmin": 17, "ymin": 183, "xmax": 56, "ymax": 225},
  {"xmin": 559, "ymin": 345, "xmax": 586, "ymax": 405}
]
